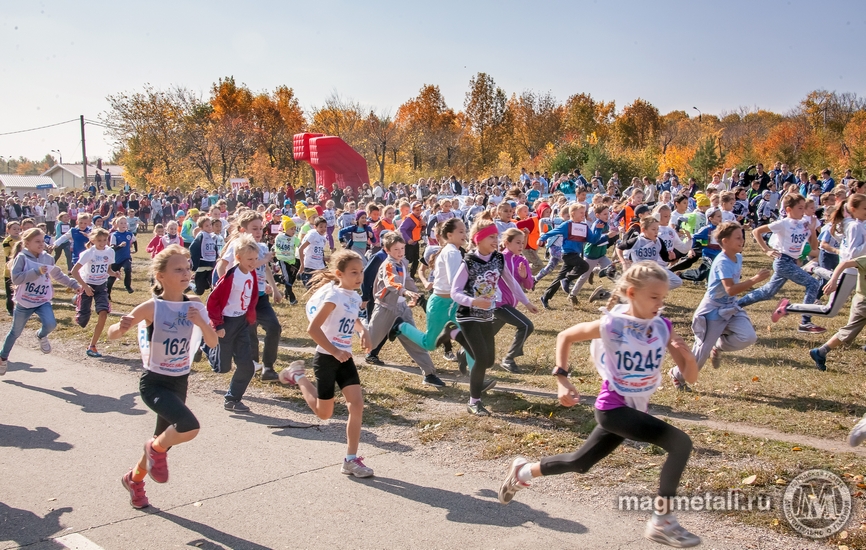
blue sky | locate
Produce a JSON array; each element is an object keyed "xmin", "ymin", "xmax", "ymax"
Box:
[{"xmin": 1, "ymin": 0, "xmax": 864, "ymax": 163}]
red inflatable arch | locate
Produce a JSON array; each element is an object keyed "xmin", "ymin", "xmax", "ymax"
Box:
[{"xmin": 293, "ymin": 132, "xmax": 369, "ymax": 193}]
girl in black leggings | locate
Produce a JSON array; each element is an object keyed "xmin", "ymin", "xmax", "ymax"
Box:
[
  {"xmin": 497, "ymin": 261, "xmax": 702, "ymax": 548},
  {"xmin": 107, "ymin": 245, "xmax": 219, "ymax": 509}
]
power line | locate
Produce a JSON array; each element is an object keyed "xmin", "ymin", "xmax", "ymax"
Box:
[{"xmin": 0, "ymin": 118, "xmax": 79, "ymax": 137}]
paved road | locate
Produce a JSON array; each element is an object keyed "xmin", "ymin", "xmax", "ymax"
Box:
[{"xmin": 0, "ymin": 347, "xmax": 818, "ymax": 550}]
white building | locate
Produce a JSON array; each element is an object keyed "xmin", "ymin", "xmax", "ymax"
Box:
[
  {"xmin": 41, "ymin": 163, "xmax": 126, "ymax": 191},
  {"xmin": 0, "ymin": 175, "xmax": 58, "ymax": 197}
]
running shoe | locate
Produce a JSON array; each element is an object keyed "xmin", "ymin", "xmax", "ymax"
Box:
[
  {"xmin": 802, "ymin": 260, "xmax": 818, "ymax": 275},
  {"xmin": 710, "ymin": 347, "xmax": 722, "ymax": 369},
  {"xmin": 644, "ymin": 514, "xmax": 701, "ymax": 548},
  {"xmin": 540, "ymin": 296, "xmax": 552, "ymax": 310},
  {"xmin": 289, "ymin": 299, "xmax": 299, "ymax": 306},
  {"xmin": 436, "ymin": 322, "xmax": 457, "ymax": 351},
  {"xmin": 561, "ymin": 279, "xmax": 571, "ymax": 294},
  {"xmin": 86, "ymin": 346, "xmax": 102, "ymax": 358},
  {"xmin": 224, "ymin": 400, "xmax": 251, "ymax": 412},
  {"xmin": 36, "ymin": 332, "xmax": 51, "ymax": 354},
  {"xmin": 388, "ymin": 317, "xmax": 404, "ymax": 342},
  {"xmin": 365, "ymin": 355, "xmax": 384, "ymax": 366},
  {"xmin": 482, "ymin": 378, "xmax": 497, "ymax": 393},
  {"xmin": 144, "ymin": 438, "xmax": 168, "ymax": 483},
  {"xmin": 809, "ymin": 348, "xmax": 827, "ymax": 372},
  {"xmin": 771, "ymin": 298, "xmax": 789, "ymax": 323},
  {"xmin": 121, "ymin": 471, "xmax": 150, "ymax": 509},
  {"xmin": 341, "ymin": 456, "xmax": 374, "ymax": 478},
  {"xmin": 467, "ymin": 402, "xmax": 491, "ymax": 416},
  {"xmin": 499, "ymin": 360, "xmax": 521, "ymax": 374},
  {"xmin": 589, "ymin": 286, "xmax": 610, "ymax": 303},
  {"xmin": 569, "ymin": 294, "xmax": 579, "ymax": 307},
  {"xmin": 0, "ymin": 357, "xmax": 6, "ymax": 376},
  {"xmin": 126, "ymin": 287, "xmax": 134, "ymax": 294},
  {"xmin": 253, "ymin": 361, "xmax": 264, "ymax": 372},
  {"xmin": 849, "ymin": 415, "xmax": 866, "ymax": 447},
  {"xmin": 668, "ymin": 369, "xmax": 691, "ymax": 392},
  {"xmin": 457, "ymin": 350, "xmax": 468, "ymax": 376},
  {"xmin": 260, "ymin": 367, "xmax": 279, "ymax": 383},
  {"xmin": 589, "ymin": 266, "xmax": 599, "ymax": 285},
  {"xmin": 798, "ymin": 322, "xmax": 826, "ymax": 334},
  {"xmin": 443, "ymin": 351, "xmax": 457, "ymax": 362},
  {"xmin": 423, "ymin": 374, "xmax": 446, "ymax": 388},
  {"xmin": 498, "ymin": 456, "xmax": 530, "ymax": 505},
  {"xmin": 280, "ymin": 360, "xmax": 307, "ymax": 385}
]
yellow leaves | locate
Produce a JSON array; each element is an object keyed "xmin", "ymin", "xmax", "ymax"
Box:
[{"xmin": 742, "ymin": 474, "xmax": 757, "ymax": 485}]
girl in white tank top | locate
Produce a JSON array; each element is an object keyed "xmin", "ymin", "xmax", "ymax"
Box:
[{"xmin": 107, "ymin": 245, "xmax": 218, "ymax": 510}]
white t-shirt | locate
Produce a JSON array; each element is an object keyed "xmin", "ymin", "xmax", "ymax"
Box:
[
  {"xmin": 201, "ymin": 232, "xmax": 217, "ymax": 262},
  {"xmin": 433, "ymin": 243, "xmax": 464, "ymax": 294},
  {"xmin": 77, "ymin": 246, "xmax": 115, "ymax": 285},
  {"xmin": 305, "ymin": 282, "xmax": 362, "ymax": 355},
  {"xmin": 768, "ymin": 217, "xmax": 811, "ymax": 259},
  {"xmin": 222, "ymin": 268, "xmax": 254, "ymax": 317},
  {"xmin": 302, "ymin": 231, "xmax": 328, "ymax": 270},
  {"xmin": 720, "ymin": 209, "xmax": 736, "ymax": 223}
]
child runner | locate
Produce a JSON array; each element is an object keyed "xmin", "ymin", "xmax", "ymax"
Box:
[
  {"xmin": 624, "ymin": 217, "xmax": 682, "ymax": 290},
  {"xmin": 323, "ymin": 200, "xmax": 337, "ymax": 252},
  {"xmin": 279, "ymin": 250, "xmax": 375, "ymax": 478},
  {"xmin": 146, "ymin": 224, "xmax": 166, "ymax": 258},
  {"xmin": 570, "ymin": 204, "xmax": 619, "ymax": 304},
  {"xmin": 53, "ymin": 212, "xmax": 93, "ymax": 268},
  {"xmin": 532, "ymin": 202, "xmax": 562, "ymax": 284},
  {"xmin": 189, "ymin": 217, "xmax": 218, "ymax": 296},
  {"xmin": 71, "ymin": 228, "xmax": 120, "ymax": 357},
  {"xmin": 0, "ymin": 228, "xmax": 81, "ymax": 373},
  {"xmin": 53, "ymin": 212, "xmax": 73, "ymax": 271},
  {"xmin": 451, "ymin": 213, "xmax": 535, "ymax": 416},
  {"xmin": 3, "ymin": 221, "xmax": 22, "ymax": 315},
  {"xmin": 736, "ymin": 194, "xmax": 824, "ymax": 333},
  {"xmin": 107, "ymin": 216, "xmax": 136, "ymax": 298},
  {"xmin": 538, "ymin": 204, "xmax": 591, "ymax": 309},
  {"xmin": 809, "ymin": 253, "xmax": 866, "ymax": 372},
  {"xmin": 776, "ymin": 194, "xmax": 866, "ymax": 322},
  {"xmin": 497, "ymin": 261, "xmax": 701, "ymax": 548},
  {"xmin": 109, "ymin": 245, "xmax": 218, "ymax": 509},
  {"xmin": 669, "ymin": 222, "xmax": 771, "ymax": 390},
  {"xmin": 206, "ymin": 234, "xmax": 259, "ymax": 412},
  {"xmin": 365, "ymin": 233, "xmax": 445, "ymax": 387},
  {"xmin": 338, "ymin": 210, "xmax": 375, "ymax": 267},
  {"xmin": 162, "ymin": 220, "xmax": 182, "ymax": 249},
  {"xmin": 491, "ymin": 228, "xmax": 538, "ymax": 373},
  {"xmin": 273, "ymin": 217, "xmax": 300, "ymax": 305},
  {"xmin": 298, "ymin": 216, "xmax": 329, "ymax": 287}
]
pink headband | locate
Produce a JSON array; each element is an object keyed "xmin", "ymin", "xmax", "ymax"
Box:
[{"xmin": 473, "ymin": 224, "xmax": 498, "ymax": 244}]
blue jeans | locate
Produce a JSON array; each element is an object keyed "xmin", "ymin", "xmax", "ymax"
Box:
[
  {"xmin": 737, "ymin": 254, "xmax": 820, "ymax": 325},
  {"xmin": 1, "ymin": 302, "xmax": 57, "ymax": 359}
]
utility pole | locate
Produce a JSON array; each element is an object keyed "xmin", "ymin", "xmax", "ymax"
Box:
[{"xmin": 80, "ymin": 115, "xmax": 87, "ymax": 189}]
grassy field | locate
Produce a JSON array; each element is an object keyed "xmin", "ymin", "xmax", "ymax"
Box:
[{"xmin": 30, "ymin": 229, "xmax": 866, "ymax": 546}]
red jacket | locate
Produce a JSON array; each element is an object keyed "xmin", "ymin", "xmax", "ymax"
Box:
[{"xmin": 206, "ymin": 264, "xmax": 258, "ymax": 330}]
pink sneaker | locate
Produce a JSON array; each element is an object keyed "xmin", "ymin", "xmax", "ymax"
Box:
[
  {"xmin": 771, "ymin": 298, "xmax": 789, "ymax": 323},
  {"xmin": 144, "ymin": 438, "xmax": 169, "ymax": 483},
  {"xmin": 121, "ymin": 471, "xmax": 150, "ymax": 509}
]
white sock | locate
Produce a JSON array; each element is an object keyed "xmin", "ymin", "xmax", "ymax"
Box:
[
  {"xmin": 652, "ymin": 511, "xmax": 671, "ymax": 525},
  {"xmin": 517, "ymin": 464, "xmax": 533, "ymax": 483},
  {"xmin": 469, "ymin": 397, "xmax": 481, "ymax": 405}
]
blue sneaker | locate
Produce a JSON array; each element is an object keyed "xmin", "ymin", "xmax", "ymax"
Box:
[{"xmin": 810, "ymin": 348, "xmax": 827, "ymax": 372}]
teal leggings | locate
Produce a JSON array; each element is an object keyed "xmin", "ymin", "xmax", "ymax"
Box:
[{"xmin": 400, "ymin": 294, "xmax": 475, "ymax": 368}]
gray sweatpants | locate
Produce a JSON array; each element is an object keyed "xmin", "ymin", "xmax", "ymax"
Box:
[
  {"xmin": 571, "ymin": 256, "xmax": 611, "ymax": 297},
  {"xmin": 671, "ymin": 309, "xmax": 756, "ymax": 382},
  {"xmin": 364, "ymin": 288, "xmax": 436, "ymax": 376}
]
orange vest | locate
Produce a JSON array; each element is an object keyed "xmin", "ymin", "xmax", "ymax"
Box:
[
  {"xmin": 403, "ymin": 214, "xmax": 423, "ymax": 242},
  {"xmin": 516, "ymin": 217, "xmax": 540, "ymax": 250},
  {"xmin": 620, "ymin": 204, "xmax": 636, "ymax": 231},
  {"xmin": 378, "ymin": 219, "xmax": 395, "ymax": 232}
]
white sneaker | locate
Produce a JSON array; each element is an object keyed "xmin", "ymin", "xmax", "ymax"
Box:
[
  {"xmin": 37, "ymin": 332, "xmax": 51, "ymax": 354},
  {"xmin": 279, "ymin": 360, "xmax": 306, "ymax": 385},
  {"xmin": 0, "ymin": 357, "xmax": 6, "ymax": 375},
  {"xmin": 644, "ymin": 514, "xmax": 701, "ymax": 547},
  {"xmin": 341, "ymin": 457, "xmax": 374, "ymax": 478},
  {"xmin": 849, "ymin": 415, "xmax": 866, "ymax": 447},
  {"xmin": 253, "ymin": 361, "xmax": 263, "ymax": 372},
  {"xmin": 498, "ymin": 456, "xmax": 530, "ymax": 505}
]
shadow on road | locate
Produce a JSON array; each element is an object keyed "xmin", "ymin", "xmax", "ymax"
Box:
[
  {"xmin": 4, "ymin": 361, "xmax": 46, "ymax": 374},
  {"xmin": 353, "ymin": 476, "xmax": 587, "ymax": 534},
  {"xmin": 0, "ymin": 501, "xmax": 71, "ymax": 548},
  {"xmin": 0, "ymin": 424, "xmax": 73, "ymax": 451},
  {"xmin": 223, "ymin": 409, "xmax": 413, "ymax": 453},
  {"xmin": 141, "ymin": 509, "xmax": 271, "ymax": 550},
  {"xmin": 2, "ymin": 380, "xmax": 146, "ymax": 416}
]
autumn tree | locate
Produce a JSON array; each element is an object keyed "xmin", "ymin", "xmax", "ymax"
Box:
[
  {"xmin": 613, "ymin": 98, "xmax": 660, "ymax": 149},
  {"xmin": 562, "ymin": 93, "xmax": 615, "ymax": 142},
  {"xmin": 363, "ymin": 110, "xmax": 397, "ymax": 182},
  {"xmin": 508, "ymin": 90, "xmax": 563, "ymax": 160},
  {"xmin": 464, "ymin": 72, "xmax": 507, "ymax": 167}
]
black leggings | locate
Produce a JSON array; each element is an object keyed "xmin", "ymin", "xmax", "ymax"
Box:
[
  {"xmin": 542, "ymin": 253, "xmax": 589, "ymax": 301},
  {"xmin": 108, "ymin": 258, "xmax": 132, "ymax": 293},
  {"xmin": 139, "ymin": 371, "xmax": 199, "ymax": 436},
  {"xmin": 457, "ymin": 319, "xmax": 496, "ymax": 399},
  {"xmin": 540, "ymin": 406, "xmax": 692, "ymax": 498}
]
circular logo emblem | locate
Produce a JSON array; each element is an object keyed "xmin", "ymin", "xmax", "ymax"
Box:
[{"xmin": 783, "ymin": 469, "xmax": 851, "ymax": 539}]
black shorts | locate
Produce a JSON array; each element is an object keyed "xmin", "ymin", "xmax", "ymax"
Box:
[
  {"xmin": 312, "ymin": 351, "xmax": 360, "ymax": 400},
  {"xmin": 139, "ymin": 370, "xmax": 200, "ymax": 435}
]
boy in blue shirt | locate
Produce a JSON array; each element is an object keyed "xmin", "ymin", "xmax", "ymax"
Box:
[{"xmin": 108, "ymin": 216, "xmax": 136, "ymax": 298}]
